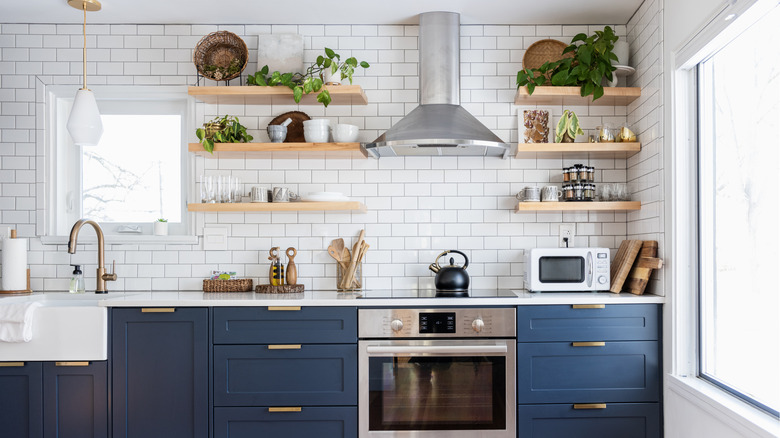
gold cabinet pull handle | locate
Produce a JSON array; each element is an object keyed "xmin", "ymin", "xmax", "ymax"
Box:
[
  {"xmin": 572, "ymin": 342, "xmax": 606, "ymax": 347},
  {"xmin": 55, "ymin": 361, "xmax": 90, "ymax": 367},
  {"xmin": 142, "ymin": 308, "xmax": 176, "ymax": 313},
  {"xmin": 572, "ymin": 304, "xmax": 605, "ymax": 309},
  {"xmin": 268, "ymin": 407, "xmax": 302, "ymax": 413},
  {"xmin": 574, "ymin": 403, "xmax": 607, "ymax": 409},
  {"xmin": 268, "ymin": 306, "xmax": 301, "ymax": 311},
  {"xmin": 268, "ymin": 344, "xmax": 302, "ymax": 350},
  {"xmin": 0, "ymin": 362, "xmax": 25, "ymax": 367}
]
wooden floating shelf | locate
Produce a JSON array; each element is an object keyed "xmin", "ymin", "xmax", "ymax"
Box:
[
  {"xmin": 515, "ymin": 201, "xmax": 641, "ymax": 212},
  {"xmin": 188, "ymin": 85, "xmax": 368, "ymax": 105},
  {"xmin": 188, "ymin": 202, "xmax": 367, "ymax": 213},
  {"xmin": 188, "ymin": 142, "xmax": 366, "ymax": 158},
  {"xmin": 514, "ymin": 86, "xmax": 641, "ymax": 106},
  {"xmin": 516, "ymin": 142, "xmax": 641, "ymax": 158}
]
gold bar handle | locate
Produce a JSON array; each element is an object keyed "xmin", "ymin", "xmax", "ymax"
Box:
[
  {"xmin": 141, "ymin": 308, "xmax": 176, "ymax": 313},
  {"xmin": 268, "ymin": 306, "xmax": 301, "ymax": 311},
  {"xmin": 574, "ymin": 403, "xmax": 607, "ymax": 410},
  {"xmin": 572, "ymin": 304, "xmax": 605, "ymax": 309},
  {"xmin": 572, "ymin": 342, "xmax": 606, "ymax": 347},
  {"xmin": 0, "ymin": 362, "xmax": 25, "ymax": 367},
  {"xmin": 55, "ymin": 361, "xmax": 90, "ymax": 367},
  {"xmin": 268, "ymin": 407, "xmax": 302, "ymax": 413},
  {"xmin": 268, "ymin": 344, "xmax": 302, "ymax": 350}
]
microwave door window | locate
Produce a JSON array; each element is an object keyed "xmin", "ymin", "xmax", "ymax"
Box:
[{"xmin": 539, "ymin": 256, "xmax": 585, "ymax": 283}]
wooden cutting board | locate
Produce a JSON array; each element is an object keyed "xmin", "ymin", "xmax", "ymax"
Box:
[
  {"xmin": 609, "ymin": 240, "xmax": 643, "ymax": 293},
  {"xmin": 625, "ymin": 241, "xmax": 663, "ymax": 295}
]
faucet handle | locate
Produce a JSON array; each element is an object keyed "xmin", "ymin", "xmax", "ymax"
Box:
[{"xmin": 103, "ymin": 260, "xmax": 118, "ymax": 282}]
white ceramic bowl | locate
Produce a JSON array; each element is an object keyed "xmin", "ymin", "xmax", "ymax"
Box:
[
  {"xmin": 303, "ymin": 119, "xmax": 331, "ymax": 128},
  {"xmin": 332, "ymin": 124, "xmax": 359, "ymax": 142},
  {"xmin": 304, "ymin": 130, "xmax": 330, "ymax": 143}
]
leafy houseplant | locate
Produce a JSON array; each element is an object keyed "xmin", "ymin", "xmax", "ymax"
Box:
[
  {"xmin": 516, "ymin": 26, "xmax": 619, "ymax": 101},
  {"xmin": 555, "ymin": 110, "xmax": 584, "ymax": 143},
  {"xmin": 195, "ymin": 115, "xmax": 253, "ymax": 154},
  {"xmin": 246, "ymin": 48, "xmax": 370, "ymax": 107}
]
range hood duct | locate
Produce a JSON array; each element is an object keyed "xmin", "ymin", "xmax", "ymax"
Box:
[{"xmin": 363, "ymin": 11, "xmax": 514, "ymax": 159}]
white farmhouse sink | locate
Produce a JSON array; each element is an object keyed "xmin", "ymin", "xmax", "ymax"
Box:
[{"xmin": 0, "ymin": 292, "xmax": 119, "ymax": 361}]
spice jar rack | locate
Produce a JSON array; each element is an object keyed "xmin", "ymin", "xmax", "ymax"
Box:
[{"xmin": 562, "ymin": 164, "xmax": 596, "ymax": 201}]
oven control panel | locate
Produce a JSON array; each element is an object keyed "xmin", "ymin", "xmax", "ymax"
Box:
[{"xmin": 359, "ymin": 308, "xmax": 516, "ymax": 338}]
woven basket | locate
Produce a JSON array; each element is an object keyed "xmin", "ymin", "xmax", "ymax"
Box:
[
  {"xmin": 203, "ymin": 278, "xmax": 253, "ymax": 292},
  {"xmin": 523, "ymin": 39, "xmax": 572, "ymax": 70},
  {"xmin": 193, "ymin": 31, "xmax": 248, "ymax": 82}
]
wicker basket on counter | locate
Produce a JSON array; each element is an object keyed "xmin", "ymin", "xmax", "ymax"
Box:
[
  {"xmin": 202, "ymin": 278, "xmax": 253, "ymax": 292},
  {"xmin": 193, "ymin": 31, "xmax": 248, "ymax": 82}
]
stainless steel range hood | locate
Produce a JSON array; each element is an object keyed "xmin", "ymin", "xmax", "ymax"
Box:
[{"xmin": 362, "ymin": 11, "xmax": 514, "ymax": 159}]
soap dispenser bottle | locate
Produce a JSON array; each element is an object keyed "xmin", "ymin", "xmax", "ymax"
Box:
[{"xmin": 69, "ymin": 264, "xmax": 85, "ymax": 294}]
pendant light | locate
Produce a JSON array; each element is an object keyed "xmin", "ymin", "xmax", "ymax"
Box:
[{"xmin": 66, "ymin": 0, "xmax": 103, "ymax": 146}]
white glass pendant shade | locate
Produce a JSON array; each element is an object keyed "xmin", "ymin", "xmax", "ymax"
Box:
[{"xmin": 67, "ymin": 88, "xmax": 103, "ymax": 146}]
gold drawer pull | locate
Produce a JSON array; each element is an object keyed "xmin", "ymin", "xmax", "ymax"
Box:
[
  {"xmin": 55, "ymin": 362, "xmax": 90, "ymax": 367},
  {"xmin": 268, "ymin": 407, "xmax": 302, "ymax": 413},
  {"xmin": 268, "ymin": 344, "xmax": 302, "ymax": 350},
  {"xmin": 572, "ymin": 342, "xmax": 606, "ymax": 347},
  {"xmin": 572, "ymin": 304, "xmax": 605, "ymax": 309},
  {"xmin": 574, "ymin": 403, "xmax": 607, "ymax": 410},
  {"xmin": 142, "ymin": 308, "xmax": 176, "ymax": 313},
  {"xmin": 268, "ymin": 306, "xmax": 301, "ymax": 311},
  {"xmin": 0, "ymin": 362, "xmax": 25, "ymax": 367}
]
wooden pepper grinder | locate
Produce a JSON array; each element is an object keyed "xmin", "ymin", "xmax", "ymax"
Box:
[{"xmin": 285, "ymin": 247, "xmax": 297, "ymax": 285}]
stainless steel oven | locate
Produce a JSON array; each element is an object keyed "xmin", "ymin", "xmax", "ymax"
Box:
[{"xmin": 358, "ymin": 308, "xmax": 516, "ymax": 437}]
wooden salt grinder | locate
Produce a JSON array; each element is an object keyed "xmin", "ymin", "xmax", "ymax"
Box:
[{"xmin": 286, "ymin": 247, "xmax": 297, "ymax": 285}]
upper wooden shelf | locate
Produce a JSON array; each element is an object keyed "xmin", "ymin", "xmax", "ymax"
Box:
[
  {"xmin": 516, "ymin": 142, "xmax": 641, "ymax": 158},
  {"xmin": 188, "ymin": 142, "xmax": 367, "ymax": 158},
  {"xmin": 188, "ymin": 85, "xmax": 368, "ymax": 105},
  {"xmin": 515, "ymin": 201, "xmax": 641, "ymax": 212},
  {"xmin": 514, "ymin": 86, "xmax": 641, "ymax": 106},
  {"xmin": 188, "ymin": 201, "xmax": 366, "ymax": 213}
]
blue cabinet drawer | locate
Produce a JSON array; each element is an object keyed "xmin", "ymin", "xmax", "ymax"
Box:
[
  {"xmin": 0, "ymin": 361, "xmax": 43, "ymax": 438},
  {"xmin": 213, "ymin": 307, "xmax": 357, "ymax": 344},
  {"xmin": 517, "ymin": 341, "xmax": 659, "ymax": 403},
  {"xmin": 43, "ymin": 361, "xmax": 108, "ymax": 438},
  {"xmin": 517, "ymin": 304, "xmax": 660, "ymax": 342},
  {"xmin": 214, "ymin": 406, "xmax": 357, "ymax": 438},
  {"xmin": 214, "ymin": 344, "xmax": 357, "ymax": 406},
  {"xmin": 517, "ymin": 403, "xmax": 660, "ymax": 438}
]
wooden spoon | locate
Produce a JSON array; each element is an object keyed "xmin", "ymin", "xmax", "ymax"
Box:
[
  {"xmin": 332, "ymin": 238, "xmax": 345, "ymax": 256},
  {"xmin": 327, "ymin": 246, "xmax": 342, "ymax": 262}
]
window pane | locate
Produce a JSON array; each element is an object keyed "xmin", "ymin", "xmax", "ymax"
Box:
[
  {"xmin": 82, "ymin": 114, "xmax": 182, "ymax": 223},
  {"xmin": 699, "ymin": 6, "xmax": 779, "ymax": 414}
]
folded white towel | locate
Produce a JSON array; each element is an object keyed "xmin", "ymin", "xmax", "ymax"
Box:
[{"xmin": 0, "ymin": 301, "xmax": 42, "ymax": 343}]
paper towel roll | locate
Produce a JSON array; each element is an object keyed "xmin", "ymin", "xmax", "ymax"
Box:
[{"xmin": 2, "ymin": 238, "xmax": 28, "ymax": 291}]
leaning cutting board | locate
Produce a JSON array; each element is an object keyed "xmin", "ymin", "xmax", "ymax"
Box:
[
  {"xmin": 625, "ymin": 241, "xmax": 663, "ymax": 295},
  {"xmin": 609, "ymin": 240, "xmax": 643, "ymax": 293}
]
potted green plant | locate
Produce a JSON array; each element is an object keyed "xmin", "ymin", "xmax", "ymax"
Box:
[
  {"xmin": 555, "ymin": 110, "xmax": 584, "ymax": 143},
  {"xmin": 153, "ymin": 218, "xmax": 168, "ymax": 236},
  {"xmin": 516, "ymin": 26, "xmax": 619, "ymax": 101},
  {"xmin": 246, "ymin": 48, "xmax": 370, "ymax": 107},
  {"xmin": 195, "ymin": 115, "xmax": 253, "ymax": 154}
]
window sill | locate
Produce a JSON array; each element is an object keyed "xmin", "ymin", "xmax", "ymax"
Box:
[
  {"xmin": 40, "ymin": 235, "xmax": 199, "ymax": 246},
  {"xmin": 666, "ymin": 375, "xmax": 779, "ymax": 437}
]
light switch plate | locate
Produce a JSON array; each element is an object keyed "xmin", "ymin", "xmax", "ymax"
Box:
[{"xmin": 203, "ymin": 226, "xmax": 229, "ymax": 251}]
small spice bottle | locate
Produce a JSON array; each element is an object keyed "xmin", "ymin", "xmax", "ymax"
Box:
[
  {"xmin": 586, "ymin": 166, "xmax": 595, "ymax": 182},
  {"xmin": 563, "ymin": 167, "xmax": 571, "ymax": 182},
  {"xmin": 572, "ymin": 183, "xmax": 585, "ymax": 201},
  {"xmin": 563, "ymin": 184, "xmax": 575, "ymax": 201},
  {"xmin": 584, "ymin": 183, "xmax": 596, "ymax": 201}
]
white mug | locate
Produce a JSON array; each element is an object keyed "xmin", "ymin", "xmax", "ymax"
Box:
[
  {"xmin": 541, "ymin": 186, "xmax": 563, "ymax": 202},
  {"xmin": 520, "ymin": 186, "xmax": 541, "ymax": 202},
  {"xmin": 250, "ymin": 186, "xmax": 268, "ymax": 203},
  {"xmin": 272, "ymin": 187, "xmax": 299, "ymax": 203}
]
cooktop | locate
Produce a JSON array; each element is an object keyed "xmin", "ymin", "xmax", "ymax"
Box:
[{"xmin": 356, "ymin": 289, "xmax": 520, "ymax": 299}]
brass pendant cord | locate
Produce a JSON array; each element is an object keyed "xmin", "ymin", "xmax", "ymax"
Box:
[{"xmin": 81, "ymin": 1, "xmax": 87, "ymax": 90}]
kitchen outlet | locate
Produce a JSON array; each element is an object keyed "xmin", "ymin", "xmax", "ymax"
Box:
[{"xmin": 558, "ymin": 223, "xmax": 575, "ymax": 247}]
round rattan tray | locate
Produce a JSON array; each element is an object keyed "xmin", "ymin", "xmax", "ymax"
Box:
[
  {"xmin": 523, "ymin": 39, "xmax": 572, "ymax": 70},
  {"xmin": 193, "ymin": 31, "xmax": 248, "ymax": 82}
]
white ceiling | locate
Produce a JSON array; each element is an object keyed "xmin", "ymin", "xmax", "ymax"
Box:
[{"xmin": 2, "ymin": 0, "xmax": 643, "ymax": 25}]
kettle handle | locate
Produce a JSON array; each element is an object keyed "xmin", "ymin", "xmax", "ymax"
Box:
[{"xmin": 434, "ymin": 250, "xmax": 469, "ymax": 269}]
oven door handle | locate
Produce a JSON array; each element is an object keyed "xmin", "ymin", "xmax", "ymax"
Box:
[{"xmin": 365, "ymin": 344, "xmax": 508, "ymax": 356}]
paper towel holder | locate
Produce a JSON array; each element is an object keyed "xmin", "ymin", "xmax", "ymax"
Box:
[{"xmin": 0, "ymin": 230, "xmax": 32, "ymax": 295}]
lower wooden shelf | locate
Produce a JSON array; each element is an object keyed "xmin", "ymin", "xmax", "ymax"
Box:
[
  {"xmin": 188, "ymin": 202, "xmax": 366, "ymax": 213},
  {"xmin": 189, "ymin": 142, "xmax": 366, "ymax": 158},
  {"xmin": 516, "ymin": 142, "xmax": 641, "ymax": 158},
  {"xmin": 515, "ymin": 201, "xmax": 641, "ymax": 212}
]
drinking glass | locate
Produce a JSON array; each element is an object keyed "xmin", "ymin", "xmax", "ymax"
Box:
[
  {"xmin": 200, "ymin": 175, "xmax": 215, "ymax": 203},
  {"xmin": 218, "ymin": 175, "xmax": 231, "ymax": 203},
  {"xmin": 231, "ymin": 176, "xmax": 242, "ymax": 203}
]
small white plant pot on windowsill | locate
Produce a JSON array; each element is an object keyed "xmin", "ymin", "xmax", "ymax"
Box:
[{"xmin": 153, "ymin": 221, "xmax": 168, "ymax": 236}]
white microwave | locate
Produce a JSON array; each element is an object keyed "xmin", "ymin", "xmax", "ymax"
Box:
[{"xmin": 525, "ymin": 247, "xmax": 611, "ymax": 292}]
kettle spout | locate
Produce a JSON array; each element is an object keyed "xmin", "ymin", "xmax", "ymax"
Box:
[{"xmin": 428, "ymin": 263, "xmax": 440, "ymax": 274}]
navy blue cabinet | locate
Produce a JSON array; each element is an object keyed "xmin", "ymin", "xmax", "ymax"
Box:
[
  {"xmin": 517, "ymin": 403, "xmax": 661, "ymax": 438},
  {"xmin": 43, "ymin": 361, "xmax": 107, "ymax": 438},
  {"xmin": 517, "ymin": 304, "xmax": 660, "ymax": 342},
  {"xmin": 213, "ymin": 306, "xmax": 357, "ymax": 344},
  {"xmin": 0, "ymin": 361, "xmax": 43, "ymax": 438},
  {"xmin": 112, "ymin": 308, "xmax": 209, "ymax": 438},
  {"xmin": 213, "ymin": 407, "xmax": 358, "ymax": 438}
]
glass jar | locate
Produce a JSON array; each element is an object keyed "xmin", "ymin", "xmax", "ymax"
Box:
[
  {"xmin": 568, "ymin": 165, "xmax": 581, "ymax": 182},
  {"xmin": 563, "ymin": 184, "xmax": 575, "ymax": 201},
  {"xmin": 584, "ymin": 183, "xmax": 596, "ymax": 201},
  {"xmin": 563, "ymin": 167, "xmax": 571, "ymax": 182},
  {"xmin": 577, "ymin": 166, "xmax": 589, "ymax": 181},
  {"xmin": 572, "ymin": 183, "xmax": 585, "ymax": 201},
  {"xmin": 586, "ymin": 166, "xmax": 595, "ymax": 182}
]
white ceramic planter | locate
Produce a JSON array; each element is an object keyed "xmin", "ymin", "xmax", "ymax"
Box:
[{"xmin": 153, "ymin": 221, "xmax": 168, "ymax": 236}]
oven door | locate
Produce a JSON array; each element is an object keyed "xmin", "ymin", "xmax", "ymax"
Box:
[{"xmin": 358, "ymin": 339, "xmax": 516, "ymax": 437}]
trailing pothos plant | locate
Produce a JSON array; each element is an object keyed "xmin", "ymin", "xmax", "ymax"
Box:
[
  {"xmin": 246, "ymin": 48, "xmax": 370, "ymax": 107},
  {"xmin": 195, "ymin": 115, "xmax": 253, "ymax": 154},
  {"xmin": 516, "ymin": 26, "xmax": 619, "ymax": 101}
]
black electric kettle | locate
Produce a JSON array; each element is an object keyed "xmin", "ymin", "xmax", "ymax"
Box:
[{"xmin": 428, "ymin": 250, "xmax": 470, "ymax": 291}]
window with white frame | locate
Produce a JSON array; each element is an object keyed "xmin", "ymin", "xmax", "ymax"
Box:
[
  {"xmin": 46, "ymin": 86, "xmax": 190, "ymax": 236},
  {"xmin": 697, "ymin": 4, "xmax": 779, "ymax": 416}
]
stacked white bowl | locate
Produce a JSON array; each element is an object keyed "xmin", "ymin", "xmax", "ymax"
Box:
[
  {"xmin": 332, "ymin": 124, "xmax": 359, "ymax": 142},
  {"xmin": 303, "ymin": 119, "xmax": 331, "ymax": 143}
]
